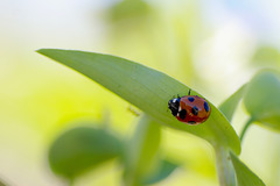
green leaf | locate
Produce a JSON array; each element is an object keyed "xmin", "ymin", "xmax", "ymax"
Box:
[
  {"xmin": 230, "ymin": 153, "xmax": 265, "ymax": 186},
  {"xmin": 123, "ymin": 115, "xmax": 161, "ymax": 186},
  {"xmin": 37, "ymin": 49, "xmax": 240, "ymax": 154},
  {"xmin": 109, "ymin": 0, "xmax": 151, "ymax": 22},
  {"xmin": 251, "ymin": 46, "xmax": 280, "ymax": 68},
  {"xmin": 243, "ymin": 70, "xmax": 280, "ymax": 131},
  {"xmin": 48, "ymin": 126, "xmax": 122, "ymax": 179},
  {"xmin": 143, "ymin": 159, "xmax": 179, "ymax": 185},
  {"xmin": 219, "ymin": 84, "xmax": 247, "ymax": 122}
]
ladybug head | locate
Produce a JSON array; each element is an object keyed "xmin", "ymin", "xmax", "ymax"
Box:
[{"xmin": 168, "ymin": 98, "xmax": 181, "ymax": 116}]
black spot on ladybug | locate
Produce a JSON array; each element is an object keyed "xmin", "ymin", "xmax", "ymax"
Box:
[
  {"xmin": 179, "ymin": 109, "xmax": 187, "ymax": 120},
  {"xmin": 188, "ymin": 121, "xmax": 196, "ymax": 124},
  {"xmin": 188, "ymin": 97, "xmax": 195, "ymax": 102},
  {"xmin": 204, "ymin": 101, "xmax": 210, "ymax": 112},
  {"xmin": 191, "ymin": 106, "xmax": 199, "ymax": 115}
]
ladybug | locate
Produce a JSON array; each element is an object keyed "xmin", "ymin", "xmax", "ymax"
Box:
[{"xmin": 168, "ymin": 90, "xmax": 211, "ymax": 125}]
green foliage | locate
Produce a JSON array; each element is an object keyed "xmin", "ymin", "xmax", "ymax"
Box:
[
  {"xmin": 123, "ymin": 115, "xmax": 161, "ymax": 185},
  {"xmin": 230, "ymin": 153, "xmax": 265, "ymax": 186},
  {"xmin": 252, "ymin": 46, "xmax": 280, "ymax": 68},
  {"xmin": 48, "ymin": 126, "xmax": 122, "ymax": 179},
  {"xmin": 123, "ymin": 115, "xmax": 179, "ymax": 186},
  {"xmin": 243, "ymin": 70, "xmax": 280, "ymax": 131},
  {"xmin": 37, "ymin": 49, "xmax": 240, "ymax": 155},
  {"xmin": 142, "ymin": 159, "xmax": 178, "ymax": 185},
  {"xmin": 108, "ymin": 0, "xmax": 151, "ymax": 22},
  {"xmin": 219, "ymin": 84, "xmax": 247, "ymax": 122},
  {"xmin": 38, "ymin": 49, "xmax": 272, "ymax": 186},
  {"xmin": 48, "ymin": 117, "xmax": 179, "ymax": 185}
]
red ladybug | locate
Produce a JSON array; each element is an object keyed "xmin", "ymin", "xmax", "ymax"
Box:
[{"xmin": 168, "ymin": 90, "xmax": 211, "ymax": 125}]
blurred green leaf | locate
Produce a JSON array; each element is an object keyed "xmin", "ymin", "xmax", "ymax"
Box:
[
  {"xmin": 230, "ymin": 153, "xmax": 265, "ymax": 186},
  {"xmin": 243, "ymin": 70, "xmax": 280, "ymax": 131},
  {"xmin": 252, "ymin": 46, "xmax": 280, "ymax": 68},
  {"xmin": 123, "ymin": 115, "xmax": 161, "ymax": 186},
  {"xmin": 49, "ymin": 126, "xmax": 122, "ymax": 179},
  {"xmin": 219, "ymin": 84, "xmax": 247, "ymax": 122},
  {"xmin": 109, "ymin": 0, "xmax": 151, "ymax": 22},
  {"xmin": 37, "ymin": 49, "xmax": 240, "ymax": 154},
  {"xmin": 143, "ymin": 159, "xmax": 178, "ymax": 185}
]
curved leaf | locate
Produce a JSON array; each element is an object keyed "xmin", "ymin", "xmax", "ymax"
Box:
[
  {"xmin": 49, "ymin": 126, "xmax": 122, "ymax": 179},
  {"xmin": 219, "ymin": 84, "xmax": 247, "ymax": 122},
  {"xmin": 38, "ymin": 49, "xmax": 240, "ymax": 154},
  {"xmin": 143, "ymin": 159, "xmax": 178, "ymax": 185},
  {"xmin": 230, "ymin": 153, "xmax": 265, "ymax": 186},
  {"xmin": 243, "ymin": 70, "xmax": 280, "ymax": 131}
]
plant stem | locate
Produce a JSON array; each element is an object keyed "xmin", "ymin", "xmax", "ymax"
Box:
[
  {"xmin": 215, "ymin": 147, "xmax": 236, "ymax": 186},
  {"xmin": 239, "ymin": 117, "xmax": 254, "ymax": 142}
]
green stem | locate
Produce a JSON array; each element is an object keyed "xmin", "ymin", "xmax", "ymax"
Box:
[
  {"xmin": 239, "ymin": 118, "xmax": 254, "ymax": 142},
  {"xmin": 215, "ymin": 147, "xmax": 236, "ymax": 186}
]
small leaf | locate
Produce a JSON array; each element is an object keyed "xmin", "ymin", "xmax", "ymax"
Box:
[
  {"xmin": 143, "ymin": 159, "xmax": 179, "ymax": 185},
  {"xmin": 219, "ymin": 84, "xmax": 247, "ymax": 122},
  {"xmin": 37, "ymin": 49, "xmax": 240, "ymax": 154},
  {"xmin": 49, "ymin": 126, "xmax": 122, "ymax": 179},
  {"xmin": 243, "ymin": 70, "xmax": 280, "ymax": 131},
  {"xmin": 123, "ymin": 115, "xmax": 161, "ymax": 185},
  {"xmin": 230, "ymin": 153, "xmax": 265, "ymax": 186}
]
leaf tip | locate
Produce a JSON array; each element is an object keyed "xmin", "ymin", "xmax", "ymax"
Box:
[{"xmin": 36, "ymin": 48, "xmax": 51, "ymax": 55}]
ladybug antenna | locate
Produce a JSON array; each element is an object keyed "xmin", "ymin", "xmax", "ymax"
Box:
[{"xmin": 188, "ymin": 89, "xmax": 192, "ymax": 95}]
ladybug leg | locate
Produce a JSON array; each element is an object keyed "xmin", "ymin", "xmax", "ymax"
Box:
[{"xmin": 188, "ymin": 89, "xmax": 192, "ymax": 95}]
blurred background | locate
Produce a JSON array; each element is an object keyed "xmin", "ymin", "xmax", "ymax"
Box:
[{"xmin": 1, "ymin": 0, "xmax": 280, "ymax": 185}]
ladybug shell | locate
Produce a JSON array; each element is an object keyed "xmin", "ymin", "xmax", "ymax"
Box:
[{"xmin": 176, "ymin": 95, "xmax": 211, "ymax": 125}]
